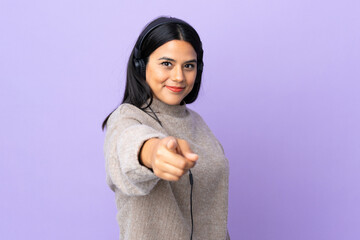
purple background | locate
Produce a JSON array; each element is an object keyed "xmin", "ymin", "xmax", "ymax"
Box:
[{"xmin": 1, "ymin": 0, "xmax": 359, "ymax": 239}]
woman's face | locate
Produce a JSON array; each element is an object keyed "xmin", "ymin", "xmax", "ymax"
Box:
[{"xmin": 145, "ymin": 40, "xmax": 198, "ymax": 105}]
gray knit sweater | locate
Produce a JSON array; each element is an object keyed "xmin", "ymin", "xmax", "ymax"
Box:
[{"xmin": 104, "ymin": 97, "xmax": 230, "ymax": 240}]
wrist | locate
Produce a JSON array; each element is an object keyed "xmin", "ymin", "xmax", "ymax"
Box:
[{"xmin": 139, "ymin": 138, "xmax": 159, "ymax": 170}]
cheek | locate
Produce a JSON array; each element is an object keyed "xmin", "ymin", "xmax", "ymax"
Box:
[
  {"xmin": 186, "ymin": 75, "xmax": 196, "ymax": 91},
  {"xmin": 146, "ymin": 65, "xmax": 162, "ymax": 86},
  {"xmin": 187, "ymin": 72, "xmax": 197, "ymax": 84},
  {"xmin": 147, "ymin": 68, "xmax": 167, "ymax": 84}
]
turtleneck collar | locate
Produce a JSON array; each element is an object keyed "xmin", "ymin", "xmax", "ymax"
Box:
[{"xmin": 143, "ymin": 97, "xmax": 188, "ymax": 118}]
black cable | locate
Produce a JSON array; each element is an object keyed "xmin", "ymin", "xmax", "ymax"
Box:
[
  {"xmin": 189, "ymin": 169, "xmax": 194, "ymax": 240},
  {"xmin": 146, "ymin": 106, "xmax": 163, "ymax": 127}
]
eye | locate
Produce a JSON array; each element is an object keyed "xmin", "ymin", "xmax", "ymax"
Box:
[
  {"xmin": 161, "ymin": 61, "xmax": 172, "ymax": 67},
  {"xmin": 185, "ymin": 64, "xmax": 195, "ymax": 69}
]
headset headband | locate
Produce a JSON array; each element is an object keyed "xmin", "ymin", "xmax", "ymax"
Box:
[{"xmin": 134, "ymin": 17, "xmax": 189, "ymax": 59}]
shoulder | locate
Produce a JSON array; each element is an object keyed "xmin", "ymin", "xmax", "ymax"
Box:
[
  {"xmin": 187, "ymin": 107, "xmax": 215, "ymax": 134},
  {"xmin": 107, "ymin": 103, "xmax": 148, "ymax": 128},
  {"xmin": 187, "ymin": 107, "xmax": 206, "ymax": 123},
  {"xmin": 187, "ymin": 107, "xmax": 225, "ymax": 153}
]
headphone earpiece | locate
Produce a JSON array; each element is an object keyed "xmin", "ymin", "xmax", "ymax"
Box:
[
  {"xmin": 134, "ymin": 58, "xmax": 146, "ymax": 77},
  {"xmin": 198, "ymin": 62, "xmax": 203, "ymax": 72}
]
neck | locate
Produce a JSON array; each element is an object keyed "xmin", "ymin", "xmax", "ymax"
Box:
[{"xmin": 144, "ymin": 97, "xmax": 188, "ymax": 117}]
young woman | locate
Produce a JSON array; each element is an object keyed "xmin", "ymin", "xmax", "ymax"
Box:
[{"xmin": 103, "ymin": 16, "xmax": 230, "ymax": 240}]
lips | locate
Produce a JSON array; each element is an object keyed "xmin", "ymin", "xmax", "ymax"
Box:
[{"xmin": 166, "ymin": 86, "xmax": 185, "ymax": 92}]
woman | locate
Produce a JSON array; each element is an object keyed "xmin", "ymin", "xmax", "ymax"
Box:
[{"xmin": 103, "ymin": 16, "xmax": 230, "ymax": 240}]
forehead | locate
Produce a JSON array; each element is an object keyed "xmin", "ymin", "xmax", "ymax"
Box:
[{"xmin": 150, "ymin": 40, "xmax": 197, "ymax": 59}]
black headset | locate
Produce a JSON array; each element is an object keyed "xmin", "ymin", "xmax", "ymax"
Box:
[{"xmin": 133, "ymin": 16, "xmax": 203, "ymax": 78}]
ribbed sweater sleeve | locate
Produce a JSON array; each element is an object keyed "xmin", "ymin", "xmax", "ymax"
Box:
[{"xmin": 104, "ymin": 105, "xmax": 167, "ymax": 196}]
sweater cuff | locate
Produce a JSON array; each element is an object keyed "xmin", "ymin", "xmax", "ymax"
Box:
[{"xmin": 116, "ymin": 124, "xmax": 167, "ymax": 195}]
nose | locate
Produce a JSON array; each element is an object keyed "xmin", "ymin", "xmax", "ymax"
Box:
[{"xmin": 171, "ymin": 65, "xmax": 184, "ymax": 82}]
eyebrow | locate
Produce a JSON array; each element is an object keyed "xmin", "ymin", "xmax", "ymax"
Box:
[{"xmin": 158, "ymin": 57, "xmax": 197, "ymax": 63}]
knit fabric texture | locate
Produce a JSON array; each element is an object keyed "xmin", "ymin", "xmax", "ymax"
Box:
[{"xmin": 104, "ymin": 97, "xmax": 230, "ymax": 240}]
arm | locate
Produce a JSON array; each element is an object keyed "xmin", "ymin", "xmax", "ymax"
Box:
[
  {"xmin": 104, "ymin": 106, "xmax": 167, "ymax": 196},
  {"xmin": 104, "ymin": 105, "xmax": 198, "ymax": 195}
]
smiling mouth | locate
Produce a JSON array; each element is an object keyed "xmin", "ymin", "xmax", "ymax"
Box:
[{"xmin": 166, "ymin": 86, "xmax": 185, "ymax": 92}]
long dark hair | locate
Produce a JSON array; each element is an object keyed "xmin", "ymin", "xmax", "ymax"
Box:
[{"xmin": 102, "ymin": 16, "xmax": 204, "ymax": 130}]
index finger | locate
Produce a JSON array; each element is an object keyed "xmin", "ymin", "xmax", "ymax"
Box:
[{"xmin": 176, "ymin": 139, "xmax": 198, "ymax": 161}]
